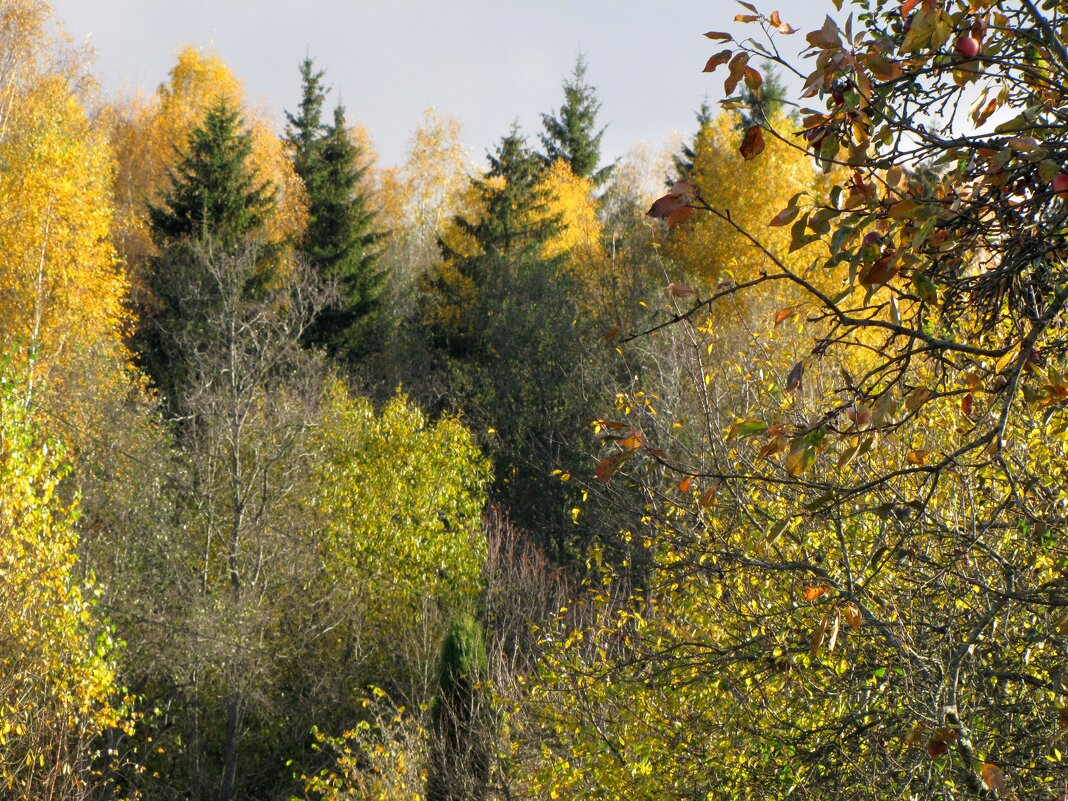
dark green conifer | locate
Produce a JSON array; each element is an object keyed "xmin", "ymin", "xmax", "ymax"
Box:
[
  {"xmin": 149, "ymin": 99, "xmax": 275, "ymax": 248},
  {"xmin": 671, "ymin": 98, "xmax": 714, "ymax": 185},
  {"xmin": 429, "ymin": 125, "xmax": 561, "ymax": 359},
  {"xmin": 285, "ymin": 59, "xmax": 386, "ymax": 366},
  {"xmin": 140, "ymin": 100, "xmax": 276, "ymax": 408},
  {"xmin": 540, "ymin": 54, "xmax": 611, "ymax": 185},
  {"xmin": 427, "ymin": 615, "xmax": 489, "ymax": 801}
]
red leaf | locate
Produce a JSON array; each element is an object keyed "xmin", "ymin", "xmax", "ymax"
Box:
[
  {"xmin": 774, "ymin": 306, "xmax": 798, "ymax": 325},
  {"xmin": 724, "ymin": 52, "xmax": 750, "ymax": 95},
  {"xmin": 703, "ymin": 49, "xmax": 733, "ymax": 73},
  {"xmin": 678, "ymin": 477, "xmax": 692, "ymax": 492},
  {"xmin": 961, "ymin": 393, "xmax": 973, "ymax": 418},
  {"xmin": 740, "ymin": 124, "xmax": 765, "ymax": 161},
  {"xmin": 902, "ymin": 0, "xmax": 920, "ymax": 15},
  {"xmin": 667, "ymin": 205, "xmax": 693, "ymax": 228}
]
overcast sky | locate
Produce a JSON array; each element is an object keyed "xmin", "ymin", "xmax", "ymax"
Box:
[{"xmin": 51, "ymin": 1, "xmax": 833, "ymax": 169}]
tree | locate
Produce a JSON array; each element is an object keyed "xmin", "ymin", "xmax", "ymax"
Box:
[
  {"xmin": 522, "ymin": 2, "xmax": 1068, "ymax": 798},
  {"xmin": 139, "ymin": 99, "xmax": 277, "ymax": 408},
  {"xmin": 669, "ymin": 98, "xmax": 713, "ymax": 185},
  {"xmin": 426, "ymin": 616, "xmax": 490, "ymax": 801},
  {"xmin": 0, "ymin": 364, "xmax": 128, "ymax": 801},
  {"xmin": 149, "ymin": 100, "xmax": 275, "ymax": 248},
  {"xmin": 540, "ymin": 54, "xmax": 611, "ymax": 186},
  {"xmin": 427, "ymin": 125, "xmax": 560, "ymax": 358},
  {"xmin": 286, "ymin": 60, "xmax": 386, "ymax": 366},
  {"xmin": 105, "ymin": 46, "xmax": 307, "ymax": 295},
  {"xmin": 0, "ymin": 0, "xmax": 131, "ymax": 428}
]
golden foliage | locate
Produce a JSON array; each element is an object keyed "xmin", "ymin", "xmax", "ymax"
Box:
[
  {"xmin": 0, "ymin": 375, "xmax": 127, "ymax": 800},
  {"xmin": 106, "ymin": 46, "xmax": 307, "ymax": 283}
]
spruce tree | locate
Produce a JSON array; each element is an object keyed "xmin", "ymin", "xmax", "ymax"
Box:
[
  {"xmin": 149, "ymin": 99, "xmax": 275, "ymax": 248},
  {"xmin": 140, "ymin": 99, "xmax": 276, "ymax": 409},
  {"xmin": 539, "ymin": 54, "xmax": 611, "ymax": 185},
  {"xmin": 671, "ymin": 98, "xmax": 714, "ymax": 185},
  {"xmin": 735, "ymin": 64, "xmax": 791, "ymax": 130},
  {"xmin": 426, "ymin": 616, "xmax": 489, "ymax": 801},
  {"xmin": 285, "ymin": 60, "xmax": 386, "ymax": 366},
  {"xmin": 285, "ymin": 58, "xmax": 327, "ymax": 189},
  {"xmin": 429, "ymin": 125, "xmax": 561, "ymax": 359}
]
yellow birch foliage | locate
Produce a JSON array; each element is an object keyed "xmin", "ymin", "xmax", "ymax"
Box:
[
  {"xmin": 667, "ymin": 112, "xmax": 831, "ymax": 300},
  {"xmin": 106, "ymin": 46, "xmax": 307, "ymax": 280},
  {"xmin": 0, "ymin": 373, "xmax": 126, "ymax": 800},
  {"xmin": 538, "ymin": 158, "xmax": 604, "ymax": 276},
  {"xmin": 0, "ymin": 0, "xmax": 132, "ymax": 414}
]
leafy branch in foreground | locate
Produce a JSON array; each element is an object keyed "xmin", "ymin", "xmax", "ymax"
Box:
[{"xmin": 522, "ymin": 3, "xmax": 1068, "ymax": 799}]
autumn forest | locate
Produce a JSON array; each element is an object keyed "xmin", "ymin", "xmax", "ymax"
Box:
[{"xmin": 4, "ymin": 0, "xmax": 1068, "ymax": 799}]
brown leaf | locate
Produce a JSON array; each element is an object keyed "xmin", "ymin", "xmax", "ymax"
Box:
[
  {"xmin": 740, "ymin": 124, "xmax": 766, "ymax": 161},
  {"xmin": 803, "ymin": 585, "xmax": 832, "ymax": 601},
  {"xmin": 810, "ymin": 616, "xmax": 828, "ymax": 655},
  {"xmin": 647, "ymin": 185, "xmax": 691, "ymax": 219},
  {"xmin": 927, "ymin": 727, "xmax": 958, "ymax": 759},
  {"xmin": 769, "ymin": 10, "xmax": 782, "ymax": 26},
  {"xmin": 787, "ymin": 361, "xmax": 804, "ymax": 392},
  {"xmin": 601, "ymin": 326, "xmax": 622, "ymax": 341},
  {"xmin": 743, "ymin": 66, "xmax": 763, "ymax": 92},
  {"xmin": 905, "ymin": 386, "xmax": 932, "ymax": 412},
  {"xmin": 667, "ymin": 205, "xmax": 693, "ymax": 228},
  {"xmin": 859, "ymin": 252, "xmax": 900, "ymax": 288},
  {"xmin": 698, "ymin": 484, "xmax": 718, "ymax": 508},
  {"xmin": 757, "ymin": 434, "xmax": 787, "ymax": 459},
  {"xmin": 703, "ymin": 49, "xmax": 733, "ymax": 73},
  {"xmin": 927, "ymin": 738, "xmax": 949, "ymax": 758},
  {"xmin": 961, "ymin": 393, "xmax": 974, "ymax": 418},
  {"xmin": 619, "ymin": 432, "xmax": 644, "ymax": 451},
  {"xmin": 595, "ymin": 451, "xmax": 631, "ymax": 482},
  {"xmin": 724, "ymin": 52, "xmax": 750, "ymax": 95},
  {"xmin": 704, "ymin": 31, "xmax": 733, "ymax": 40},
  {"xmin": 769, "ymin": 205, "xmax": 801, "ymax": 227},
  {"xmin": 981, "ymin": 763, "xmax": 1005, "ymax": 792},
  {"xmin": 807, "ymin": 17, "xmax": 842, "ymax": 49},
  {"xmin": 667, "ymin": 281, "xmax": 696, "ymax": 298},
  {"xmin": 734, "ymin": 14, "xmax": 760, "ymax": 22},
  {"xmin": 844, "ymin": 603, "xmax": 862, "ymax": 630}
]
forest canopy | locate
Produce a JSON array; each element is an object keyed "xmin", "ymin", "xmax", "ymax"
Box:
[{"xmin": 1, "ymin": 1, "xmax": 1066, "ymax": 800}]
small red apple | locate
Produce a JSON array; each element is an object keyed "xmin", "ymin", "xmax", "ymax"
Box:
[
  {"xmin": 954, "ymin": 36, "xmax": 981, "ymax": 58},
  {"xmin": 1053, "ymin": 173, "xmax": 1068, "ymax": 197}
]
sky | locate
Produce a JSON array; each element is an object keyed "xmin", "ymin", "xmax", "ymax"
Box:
[{"xmin": 51, "ymin": 1, "xmax": 834, "ymax": 169}]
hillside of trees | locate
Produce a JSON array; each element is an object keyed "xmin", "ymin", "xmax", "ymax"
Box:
[{"xmin": 2, "ymin": 0, "xmax": 1068, "ymax": 799}]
